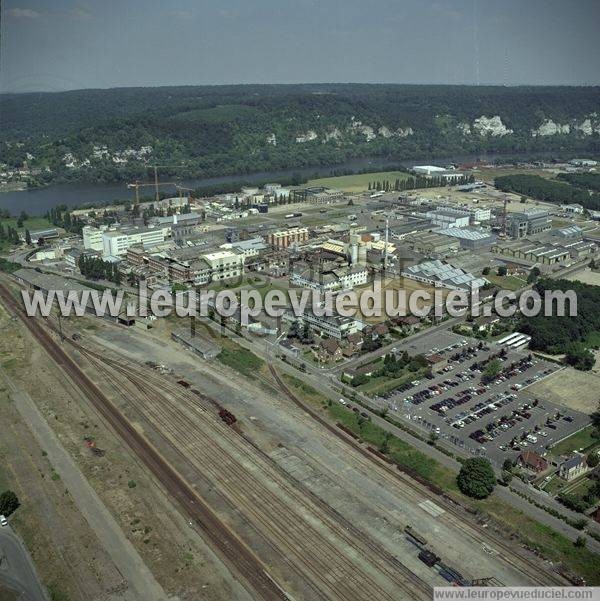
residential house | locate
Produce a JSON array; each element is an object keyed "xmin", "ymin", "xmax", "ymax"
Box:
[
  {"xmin": 518, "ymin": 451, "xmax": 548, "ymax": 473},
  {"xmin": 318, "ymin": 338, "xmax": 343, "ymax": 362},
  {"xmin": 558, "ymin": 453, "xmax": 588, "ymax": 481}
]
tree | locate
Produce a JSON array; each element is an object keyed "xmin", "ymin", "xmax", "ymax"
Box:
[
  {"xmin": 527, "ymin": 267, "xmax": 541, "ymax": 284},
  {"xmin": 457, "ymin": 458, "xmax": 496, "ymax": 499},
  {"xmin": 500, "ymin": 470, "xmax": 513, "ymax": 486},
  {"xmin": 0, "ymin": 490, "xmax": 20, "ymax": 516},
  {"xmin": 25, "ymin": 229, "xmax": 32, "ymax": 245},
  {"xmin": 497, "ymin": 265, "xmax": 508, "ymax": 277},
  {"xmin": 574, "ymin": 536, "xmax": 587, "ymax": 549},
  {"xmin": 482, "ymin": 358, "xmax": 502, "ymax": 382},
  {"xmin": 587, "ymin": 452, "xmax": 599, "ymax": 468},
  {"xmin": 502, "ymin": 458, "xmax": 515, "ymax": 472},
  {"xmin": 482, "ymin": 267, "xmax": 490, "ymax": 276}
]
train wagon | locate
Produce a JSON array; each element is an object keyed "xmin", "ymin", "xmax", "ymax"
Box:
[{"xmin": 404, "ymin": 525, "xmax": 427, "ymax": 546}]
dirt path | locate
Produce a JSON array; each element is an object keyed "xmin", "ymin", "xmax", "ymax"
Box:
[{"xmin": 0, "ymin": 368, "xmax": 168, "ymax": 601}]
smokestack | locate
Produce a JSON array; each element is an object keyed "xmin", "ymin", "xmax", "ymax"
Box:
[{"xmin": 384, "ymin": 219, "xmax": 389, "ymax": 269}]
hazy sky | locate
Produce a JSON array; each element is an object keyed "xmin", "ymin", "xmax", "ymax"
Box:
[{"xmin": 2, "ymin": 0, "xmax": 599, "ymax": 92}]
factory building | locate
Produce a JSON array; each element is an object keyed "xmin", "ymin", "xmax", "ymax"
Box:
[
  {"xmin": 283, "ymin": 310, "xmax": 360, "ymax": 340},
  {"xmin": 290, "ymin": 262, "xmax": 369, "ymax": 292},
  {"xmin": 404, "ymin": 232, "xmax": 460, "ymax": 258},
  {"xmin": 202, "ymin": 250, "xmax": 245, "ymax": 281},
  {"xmin": 436, "ymin": 228, "xmax": 496, "ymax": 250},
  {"xmin": 84, "ymin": 224, "xmax": 169, "ymax": 257},
  {"xmin": 425, "ymin": 209, "xmax": 471, "ymax": 229},
  {"xmin": 491, "ymin": 239, "xmax": 596, "ymax": 265},
  {"xmin": 266, "ymin": 227, "xmax": 309, "ymax": 249},
  {"xmin": 507, "ymin": 209, "xmax": 551, "ymax": 238},
  {"xmin": 294, "ymin": 186, "xmax": 344, "ymax": 204},
  {"xmin": 402, "ymin": 260, "xmax": 487, "ymax": 291},
  {"xmin": 412, "ymin": 166, "xmax": 464, "ymax": 181},
  {"xmin": 437, "ymin": 205, "xmax": 492, "ymax": 222}
]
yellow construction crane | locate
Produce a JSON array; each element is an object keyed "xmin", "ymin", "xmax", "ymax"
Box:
[
  {"xmin": 127, "ymin": 177, "xmax": 178, "ymax": 204},
  {"xmin": 128, "ymin": 164, "xmax": 191, "ymax": 204}
]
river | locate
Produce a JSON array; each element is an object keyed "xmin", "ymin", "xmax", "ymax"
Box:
[{"xmin": 0, "ymin": 152, "xmax": 542, "ymax": 215}]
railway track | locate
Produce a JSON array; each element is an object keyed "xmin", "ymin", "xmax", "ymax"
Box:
[
  {"xmin": 267, "ymin": 364, "xmax": 567, "ymax": 586},
  {"xmin": 74, "ymin": 341, "xmax": 431, "ymax": 600},
  {"xmin": 1, "ymin": 278, "xmax": 567, "ymax": 590},
  {"xmin": 0, "ymin": 282, "xmax": 288, "ymax": 601}
]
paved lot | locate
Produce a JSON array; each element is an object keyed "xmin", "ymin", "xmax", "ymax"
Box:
[
  {"xmin": 376, "ymin": 331, "xmax": 589, "ymax": 467},
  {"xmin": 0, "ymin": 526, "xmax": 48, "ymax": 601}
]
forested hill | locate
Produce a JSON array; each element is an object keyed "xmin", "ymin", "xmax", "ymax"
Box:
[{"xmin": 1, "ymin": 84, "xmax": 599, "ymax": 185}]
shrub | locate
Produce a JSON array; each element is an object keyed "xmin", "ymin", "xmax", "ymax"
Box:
[
  {"xmin": 457, "ymin": 458, "xmax": 496, "ymax": 499},
  {"xmin": 0, "ymin": 490, "xmax": 20, "ymax": 516}
]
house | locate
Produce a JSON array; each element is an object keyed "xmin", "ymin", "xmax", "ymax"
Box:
[
  {"xmin": 558, "ymin": 453, "xmax": 587, "ymax": 481},
  {"xmin": 518, "ymin": 451, "xmax": 548, "ymax": 473},
  {"xmin": 318, "ymin": 338, "xmax": 343, "ymax": 362},
  {"xmin": 346, "ymin": 332, "xmax": 363, "ymax": 349},
  {"xmin": 344, "ymin": 363, "xmax": 377, "ymax": 381},
  {"xmin": 373, "ymin": 323, "xmax": 389, "ymax": 338},
  {"xmin": 475, "ymin": 314, "xmax": 500, "ymax": 332},
  {"xmin": 393, "ymin": 315, "xmax": 421, "ymax": 333}
]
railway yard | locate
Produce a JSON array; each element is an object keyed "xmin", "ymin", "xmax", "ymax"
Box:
[{"xmin": 0, "ymin": 277, "xmax": 576, "ymax": 599}]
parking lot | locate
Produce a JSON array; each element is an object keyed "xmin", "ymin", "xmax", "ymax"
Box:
[{"xmin": 377, "ymin": 330, "xmax": 590, "ymax": 466}]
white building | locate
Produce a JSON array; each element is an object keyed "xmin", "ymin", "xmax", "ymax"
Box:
[
  {"xmin": 413, "ymin": 165, "xmax": 447, "ymax": 176},
  {"xmin": 84, "ymin": 225, "xmax": 169, "ymax": 257},
  {"xmin": 560, "ymin": 203, "xmax": 584, "ymax": 214},
  {"xmin": 425, "ymin": 209, "xmax": 471, "ymax": 229},
  {"xmin": 202, "ymin": 250, "xmax": 245, "ymax": 281},
  {"xmin": 83, "ymin": 225, "xmax": 105, "ymax": 251}
]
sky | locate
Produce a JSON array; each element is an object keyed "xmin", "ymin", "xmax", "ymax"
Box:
[{"xmin": 1, "ymin": 0, "xmax": 599, "ymax": 92}]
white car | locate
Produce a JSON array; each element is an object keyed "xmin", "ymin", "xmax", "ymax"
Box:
[
  {"xmin": 338, "ymin": 398, "xmax": 347, "ymax": 406},
  {"xmin": 0, "ymin": 515, "xmax": 7, "ymax": 527}
]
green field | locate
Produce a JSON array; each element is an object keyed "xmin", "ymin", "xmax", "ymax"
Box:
[
  {"xmin": 486, "ymin": 274, "xmax": 527, "ymax": 291},
  {"xmin": 0, "ymin": 216, "xmax": 53, "ymax": 252},
  {"xmin": 216, "ymin": 340, "xmax": 264, "ymax": 380},
  {"xmin": 307, "ymin": 170, "xmax": 410, "ymax": 193},
  {"xmin": 551, "ymin": 426, "xmax": 599, "ymax": 457}
]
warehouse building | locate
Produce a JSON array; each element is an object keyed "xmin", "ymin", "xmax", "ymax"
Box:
[
  {"xmin": 401, "ymin": 259, "xmax": 487, "ymax": 291},
  {"xmin": 436, "ymin": 228, "xmax": 496, "ymax": 250},
  {"xmin": 425, "ymin": 209, "xmax": 470, "ymax": 229},
  {"xmin": 404, "ymin": 231, "xmax": 460, "ymax": 258}
]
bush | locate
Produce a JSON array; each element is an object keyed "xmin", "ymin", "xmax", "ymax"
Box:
[
  {"xmin": 457, "ymin": 458, "xmax": 496, "ymax": 499},
  {"xmin": 0, "ymin": 490, "xmax": 20, "ymax": 516}
]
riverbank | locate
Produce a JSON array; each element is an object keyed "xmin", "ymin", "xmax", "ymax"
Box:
[{"xmin": 0, "ymin": 150, "xmax": 587, "ymax": 215}]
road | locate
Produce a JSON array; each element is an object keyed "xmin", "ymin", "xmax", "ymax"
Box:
[
  {"xmin": 0, "ymin": 526, "xmax": 49, "ymax": 601},
  {"xmin": 0, "ymin": 368, "xmax": 167, "ymax": 601},
  {"xmin": 207, "ymin": 318, "xmax": 600, "ymax": 552}
]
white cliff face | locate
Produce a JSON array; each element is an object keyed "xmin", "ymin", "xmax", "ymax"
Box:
[
  {"xmin": 378, "ymin": 126, "xmax": 413, "ymax": 138},
  {"xmin": 575, "ymin": 118, "xmax": 593, "ymax": 136},
  {"xmin": 266, "ymin": 133, "xmax": 277, "ymax": 146},
  {"xmin": 457, "ymin": 122, "xmax": 471, "ymax": 135},
  {"xmin": 350, "ymin": 120, "xmax": 376, "ymax": 141},
  {"xmin": 473, "ymin": 115, "xmax": 513, "ymax": 136},
  {"xmin": 295, "ymin": 130, "xmax": 318, "ymax": 143},
  {"xmin": 395, "ymin": 126, "xmax": 414, "ymax": 138},
  {"xmin": 531, "ymin": 120, "xmax": 571, "ymax": 137},
  {"xmin": 324, "ymin": 128, "xmax": 342, "ymax": 142}
]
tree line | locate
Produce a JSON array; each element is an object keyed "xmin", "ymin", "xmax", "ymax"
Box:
[
  {"xmin": 78, "ymin": 255, "xmax": 122, "ymax": 285},
  {"xmin": 518, "ymin": 278, "xmax": 600, "ymax": 370},
  {"xmin": 495, "ymin": 174, "xmax": 600, "ymax": 211}
]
